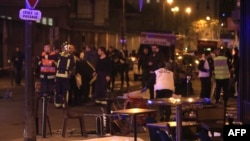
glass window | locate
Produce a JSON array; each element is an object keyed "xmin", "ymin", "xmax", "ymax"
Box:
[
  {"xmin": 48, "ymin": 18, "xmax": 53, "ymax": 26},
  {"xmin": 42, "ymin": 17, "xmax": 47, "ymax": 25}
]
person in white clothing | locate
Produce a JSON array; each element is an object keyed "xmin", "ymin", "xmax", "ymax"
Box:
[
  {"xmin": 142, "ymin": 62, "xmax": 174, "ymax": 121},
  {"xmin": 198, "ymin": 53, "xmax": 214, "ymax": 99}
]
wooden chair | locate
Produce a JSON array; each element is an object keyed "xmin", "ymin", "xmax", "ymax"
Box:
[
  {"xmin": 196, "ymin": 106, "xmax": 225, "ymax": 139},
  {"xmin": 61, "ymin": 97, "xmax": 88, "ymax": 138}
]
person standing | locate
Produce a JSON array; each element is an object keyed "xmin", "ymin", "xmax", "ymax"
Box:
[
  {"xmin": 67, "ymin": 44, "xmax": 80, "ymax": 106},
  {"xmin": 198, "ymin": 53, "xmax": 213, "ymax": 99},
  {"xmin": 84, "ymin": 45, "xmax": 98, "ymax": 68},
  {"xmin": 213, "ymin": 49, "xmax": 231, "ymax": 106},
  {"xmin": 231, "ymin": 47, "xmax": 239, "ymax": 97},
  {"xmin": 138, "ymin": 47, "xmax": 150, "ymax": 88},
  {"xmin": 93, "ymin": 47, "xmax": 112, "ymax": 100},
  {"xmin": 11, "ymin": 47, "xmax": 24, "ymax": 86},
  {"xmin": 147, "ymin": 45, "xmax": 165, "ymax": 99},
  {"xmin": 120, "ymin": 45, "xmax": 130, "ymax": 89},
  {"xmin": 54, "ymin": 43, "xmax": 75, "ymax": 108},
  {"xmin": 75, "ymin": 52, "xmax": 96, "ymax": 103},
  {"xmin": 38, "ymin": 44, "xmax": 57, "ymax": 98}
]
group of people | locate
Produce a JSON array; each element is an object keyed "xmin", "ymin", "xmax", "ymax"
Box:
[
  {"xmin": 36, "ymin": 43, "xmax": 132, "ymax": 108},
  {"xmin": 198, "ymin": 47, "xmax": 239, "ymax": 106},
  {"xmin": 138, "ymin": 45, "xmax": 175, "ymax": 122}
]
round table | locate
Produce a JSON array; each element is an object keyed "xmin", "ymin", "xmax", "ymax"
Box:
[{"xmin": 147, "ymin": 97, "xmax": 205, "ymax": 141}]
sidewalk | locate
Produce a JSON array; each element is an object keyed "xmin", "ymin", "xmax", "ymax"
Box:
[{"xmin": 0, "ymin": 75, "xmax": 150, "ymax": 141}]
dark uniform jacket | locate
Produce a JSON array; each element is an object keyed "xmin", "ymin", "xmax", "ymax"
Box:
[{"xmin": 56, "ymin": 52, "xmax": 75, "ymax": 78}]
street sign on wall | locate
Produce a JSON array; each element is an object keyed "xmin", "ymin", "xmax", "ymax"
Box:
[
  {"xmin": 19, "ymin": 9, "xmax": 41, "ymax": 21},
  {"xmin": 26, "ymin": 0, "xmax": 40, "ymax": 9}
]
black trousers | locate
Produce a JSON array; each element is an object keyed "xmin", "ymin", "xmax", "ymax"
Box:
[
  {"xmin": 156, "ymin": 89, "xmax": 173, "ymax": 121},
  {"xmin": 215, "ymin": 78, "xmax": 229, "ymax": 103},
  {"xmin": 55, "ymin": 77, "xmax": 70, "ymax": 104},
  {"xmin": 199, "ymin": 77, "xmax": 211, "ymax": 98}
]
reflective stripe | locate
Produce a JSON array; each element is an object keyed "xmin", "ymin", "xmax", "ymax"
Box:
[
  {"xmin": 89, "ymin": 76, "xmax": 96, "ymax": 85},
  {"xmin": 56, "ymin": 72, "xmax": 69, "ymax": 78},
  {"xmin": 66, "ymin": 59, "xmax": 70, "ymax": 71},
  {"xmin": 40, "ymin": 75, "xmax": 44, "ymax": 78},
  {"xmin": 86, "ymin": 60, "xmax": 95, "ymax": 71},
  {"xmin": 47, "ymin": 75, "xmax": 55, "ymax": 79},
  {"xmin": 40, "ymin": 75, "xmax": 55, "ymax": 79},
  {"xmin": 57, "ymin": 60, "xmax": 61, "ymax": 68}
]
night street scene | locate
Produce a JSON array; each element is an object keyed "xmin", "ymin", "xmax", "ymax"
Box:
[{"xmin": 1, "ymin": 0, "xmax": 250, "ymax": 141}]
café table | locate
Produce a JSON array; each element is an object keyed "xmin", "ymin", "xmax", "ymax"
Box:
[
  {"xmin": 111, "ymin": 108, "xmax": 156, "ymax": 141},
  {"xmin": 147, "ymin": 97, "xmax": 204, "ymax": 141}
]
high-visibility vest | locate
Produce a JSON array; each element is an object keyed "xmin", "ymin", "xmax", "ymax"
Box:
[
  {"xmin": 214, "ymin": 56, "xmax": 230, "ymax": 79},
  {"xmin": 39, "ymin": 51, "xmax": 57, "ymax": 79}
]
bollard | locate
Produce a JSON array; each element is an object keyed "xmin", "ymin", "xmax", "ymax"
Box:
[
  {"xmin": 41, "ymin": 96, "xmax": 47, "ymax": 138},
  {"xmin": 186, "ymin": 75, "xmax": 191, "ymax": 97}
]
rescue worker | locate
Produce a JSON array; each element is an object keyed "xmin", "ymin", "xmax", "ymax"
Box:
[
  {"xmin": 142, "ymin": 62, "xmax": 174, "ymax": 121},
  {"xmin": 54, "ymin": 43, "xmax": 75, "ymax": 108},
  {"xmin": 75, "ymin": 52, "xmax": 96, "ymax": 103},
  {"xmin": 213, "ymin": 49, "xmax": 230, "ymax": 106},
  {"xmin": 67, "ymin": 44, "xmax": 80, "ymax": 106},
  {"xmin": 38, "ymin": 44, "xmax": 57, "ymax": 98}
]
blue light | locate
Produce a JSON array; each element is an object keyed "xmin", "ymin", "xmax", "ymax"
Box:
[
  {"xmin": 204, "ymin": 98, "xmax": 211, "ymax": 104},
  {"xmin": 222, "ymin": 13, "xmax": 226, "ymax": 17},
  {"xmin": 120, "ymin": 39, "xmax": 126, "ymax": 44},
  {"xmin": 147, "ymin": 100, "xmax": 152, "ymax": 104}
]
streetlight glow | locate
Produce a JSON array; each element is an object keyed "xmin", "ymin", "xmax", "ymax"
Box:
[
  {"xmin": 167, "ymin": 0, "xmax": 173, "ymax": 5},
  {"xmin": 171, "ymin": 6, "xmax": 179, "ymax": 13},
  {"xmin": 206, "ymin": 16, "xmax": 211, "ymax": 21},
  {"xmin": 185, "ymin": 7, "xmax": 191, "ymax": 15}
]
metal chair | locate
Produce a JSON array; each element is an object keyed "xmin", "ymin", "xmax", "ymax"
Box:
[{"xmin": 61, "ymin": 97, "xmax": 87, "ymax": 138}]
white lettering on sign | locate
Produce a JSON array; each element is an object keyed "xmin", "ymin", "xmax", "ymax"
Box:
[
  {"xmin": 228, "ymin": 129, "xmax": 247, "ymax": 136},
  {"xmin": 19, "ymin": 9, "xmax": 41, "ymax": 21}
]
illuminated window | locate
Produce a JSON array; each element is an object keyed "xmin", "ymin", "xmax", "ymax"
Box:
[
  {"xmin": 146, "ymin": 0, "xmax": 150, "ymax": 4},
  {"xmin": 48, "ymin": 18, "xmax": 53, "ymax": 26},
  {"xmin": 0, "ymin": 15, "xmax": 12, "ymax": 20},
  {"xmin": 42, "ymin": 17, "xmax": 47, "ymax": 25}
]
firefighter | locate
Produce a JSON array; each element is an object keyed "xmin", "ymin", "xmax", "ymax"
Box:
[
  {"xmin": 67, "ymin": 44, "xmax": 81, "ymax": 106},
  {"xmin": 54, "ymin": 42, "xmax": 75, "ymax": 108},
  {"xmin": 38, "ymin": 44, "xmax": 57, "ymax": 98}
]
